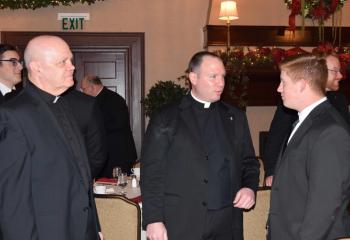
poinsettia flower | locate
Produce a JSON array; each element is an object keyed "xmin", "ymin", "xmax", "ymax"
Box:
[
  {"xmin": 284, "ymin": 47, "xmax": 308, "ymax": 57},
  {"xmin": 312, "ymin": 42, "xmax": 334, "ymax": 54}
]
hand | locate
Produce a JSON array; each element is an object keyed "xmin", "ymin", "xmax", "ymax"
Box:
[
  {"xmin": 265, "ymin": 175, "xmax": 274, "ymax": 187},
  {"xmin": 98, "ymin": 232, "xmax": 104, "ymax": 240},
  {"xmin": 233, "ymin": 187, "xmax": 255, "ymax": 209},
  {"xmin": 146, "ymin": 222, "xmax": 168, "ymax": 240}
]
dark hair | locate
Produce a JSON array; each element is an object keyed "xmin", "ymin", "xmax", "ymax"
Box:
[
  {"xmin": 84, "ymin": 75, "xmax": 102, "ymax": 85},
  {"xmin": 0, "ymin": 44, "xmax": 18, "ymax": 63},
  {"xmin": 280, "ymin": 54, "xmax": 328, "ymax": 94},
  {"xmin": 187, "ymin": 51, "xmax": 222, "ymax": 73}
]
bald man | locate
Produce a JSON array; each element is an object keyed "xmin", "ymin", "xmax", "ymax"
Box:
[{"xmin": 0, "ymin": 35, "xmax": 102, "ymax": 240}]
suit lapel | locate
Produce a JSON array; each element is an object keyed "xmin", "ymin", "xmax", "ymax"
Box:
[
  {"xmin": 218, "ymin": 102, "xmax": 236, "ymax": 151},
  {"xmin": 276, "ymin": 101, "xmax": 329, "ymax": 172}
]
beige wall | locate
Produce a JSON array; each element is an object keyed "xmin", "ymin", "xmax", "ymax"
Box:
[{"xmin": 1, "ymin": 0, "xmax": 349, "ymax": 153}]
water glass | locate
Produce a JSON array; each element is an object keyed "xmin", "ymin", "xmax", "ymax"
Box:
[{"xmin": 112, "ymin": 167, "xmax": 122, "ymax": 180}]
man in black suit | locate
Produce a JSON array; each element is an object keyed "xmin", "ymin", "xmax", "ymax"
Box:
[
  {"xmin": 0, "ymin": 44, "xmax": 23, "ymax": 103},
  {"xmin": 81, "ymin": 75, "xmax": 137, "ymax": 176},
  {"xmin": 268, "ymin": 54, "xmax": 350, "ymax": 239},
  {"xmin": 263, "ymin": 53, "xmax": 350, "ymax": 186},
  {"xmin": 141, "ymin": 51, "xmax": 260, "ymax": 240},
  {"xmin": 0, "ymin": 35, "xmax": 102, "ymax": 239},
  {"xmin": 63, "ymin": 88, "xmax": 107, "ymax": 179}
]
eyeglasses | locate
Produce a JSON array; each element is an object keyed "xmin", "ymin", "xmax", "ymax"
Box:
[
  {"xmin": 0, "ymin": 58, "xmax": 23, "ymax": 67},
  {"xmin": 328, "ymin": 68, "xmax": 341, "ymax": 74}
]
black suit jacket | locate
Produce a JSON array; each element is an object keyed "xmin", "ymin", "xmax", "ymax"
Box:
[
  {"xmin": 140, "ymin": 95, "xmax": 260, "ymax": 240},
  {"xmin": 263, "ymin": 91, "xmax": 350, "ymax": 176},
  {"xmin": 269, "ymin": 101, "xmax": 350, "ymax": 239},
  {"xmin": 0, "ymin": 86, "xmax": 22, "ymax": 104},
  {"xmin": 0, "ymin": 92, "xmax": 4, "ymax": 104},
  {"xmin": 96, "ymin": 87, "xmax": 137, "ymax": 176},
  {"xmin": 64, "ymin": 89, "xmax": 107, "ymax": 179},
  {"xmin": 0, "ymin": 84, "xmax": 100, "ymax": 240}
]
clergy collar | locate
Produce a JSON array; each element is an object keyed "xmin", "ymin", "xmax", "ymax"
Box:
[
  {"xmin": 27, "ymin": 82, "xmax": 60, "ymax": 104},
  {"xmin": 190, "ymin": 91, "xmax": 211, "ymax": 108}
]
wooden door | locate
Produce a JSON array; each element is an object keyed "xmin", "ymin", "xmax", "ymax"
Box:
[{"xmin": 74, "ymin": 49, "xmax": 130, "ymax": 102}]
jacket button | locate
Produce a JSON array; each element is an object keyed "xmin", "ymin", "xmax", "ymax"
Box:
[
  {"xmin": 202, "ymin": 201, "xmax": 207, "ymax": 206},
  {"xmin": 83, "ymin": 207, "xmax": 89, "ymax": 212},
  {"xmin": 205, "ymin": 155, "xmax": 209, "ymax": 161},
  {"xmin": 203, "ymin": 179, "xmax": 208, "ymax": 183}
]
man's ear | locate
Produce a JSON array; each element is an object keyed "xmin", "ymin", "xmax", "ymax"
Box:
[
  {"xmin": 29, "ymin": 61, "xmax": 40, "ymax": 73},
  {"xmin": 299, "ymin": 78, "xmax": 307, "ymax": 92},
  {"xmin": 189, "ymin": 72, "xmax": 197, "ymax": 86}
]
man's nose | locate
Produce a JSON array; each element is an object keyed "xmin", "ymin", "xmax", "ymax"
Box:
[{"xmin": 277, "ymin": 82, "xmax": 282, "ymax": 92}]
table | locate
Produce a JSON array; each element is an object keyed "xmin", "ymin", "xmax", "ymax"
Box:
[{"xmin": 94, "ymin": 178, "xmax": 146, "ymax": 240}]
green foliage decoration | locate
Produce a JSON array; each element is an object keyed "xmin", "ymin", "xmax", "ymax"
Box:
[
  {"xmin": 0, "ymin": 0, "xmax": 104, "ymax": 10},
  {"xmin": 216, "ymin": 48, "xmax": 250, "ymax": 109},
  {"xmin": 142, "ymin": 80, "xmax": 188, "ymax": 118}
]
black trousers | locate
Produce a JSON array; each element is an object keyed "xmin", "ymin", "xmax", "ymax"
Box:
[{"xmin": 201, "ymin": 206, "xmax": 233, "ymax": 240}]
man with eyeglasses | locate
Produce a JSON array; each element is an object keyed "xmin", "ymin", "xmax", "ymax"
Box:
[{"xmin": 0, "ymin": 44, "xmax": 23, "ymax": 104}]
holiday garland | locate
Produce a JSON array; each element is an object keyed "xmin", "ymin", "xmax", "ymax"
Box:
[{"xmin": 0, "ymin": 0, "xmax": 104, "ymax": 10}]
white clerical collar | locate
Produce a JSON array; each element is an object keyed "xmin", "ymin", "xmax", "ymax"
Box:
[
  {"xmin": 0, "ymin": 82, "xmax": 14, "ymax": 96},
  {"xmin": 53, "ymin": 96, "xmax": 60, "ymax": 103},
  {"xmin": 191, "ymin": 91, "xmax": 211, "ymax": 108}
]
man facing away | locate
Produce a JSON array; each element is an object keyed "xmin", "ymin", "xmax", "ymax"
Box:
[
  {"xmin": 0, "ymin": 44, "xmax": 23, "ymax": 103},
  {"xmin": 141, "ymin": 51, "xmax": 260, "ymax": 240},
  {"xmin": 268, "ymin": 54, "xmax": 350, "ymax": 239},
  {"xmin": 81, "ymin": 75, "xmax": 137, "ymax": 176},
  {"xmin": 0, "ymin": 35, "xmax": 102, "ymax": 240}
]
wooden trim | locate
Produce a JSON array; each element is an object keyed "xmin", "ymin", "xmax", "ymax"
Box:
[{"xmin": 204, "ymin": 25, "xmax": 350, "ymax": 47}]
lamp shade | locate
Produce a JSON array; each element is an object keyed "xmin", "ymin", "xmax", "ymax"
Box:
[{"xmin": 219, "ymin": 0, "xmax": 239, "ymax": 21}]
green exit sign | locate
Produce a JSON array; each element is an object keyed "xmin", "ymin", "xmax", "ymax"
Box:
[
  {"xmin": 62, "ymin": 18, "xmax": 84, "ymax": 30},
  {"xmin": 58, "ymin": 13, "xmax": 89, "ymax": 31}
]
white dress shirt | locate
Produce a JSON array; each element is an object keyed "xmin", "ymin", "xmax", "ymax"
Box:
[
  {"xmin": 288, "ymin": 97, "xmax": 327, "ymax": 143},
  {"xmin": 0, "ymin": 82, "xmax": 13, "ymax": 96}
]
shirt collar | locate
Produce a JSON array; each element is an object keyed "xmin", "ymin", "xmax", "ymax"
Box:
[
  {"xmin": 0, "ymin": 82, "xmax": 14, "ymax": 96},
  {"xmin": 27, "ymin": 82, "xmax": 60, "ymax": 104},
  {"xmin": 190, "ymin": 91, "xmax": 211, "ymax": 108},
  {"xmin": 298, "ymin": 97, "xmax": 327, "ymax": 124}
]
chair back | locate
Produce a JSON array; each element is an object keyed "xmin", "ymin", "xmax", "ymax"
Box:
[
  {"xmin": 95, "ymin": 195, "xmax": 141, "ymax": 240},
  {"xmin": 243, "ymin": 189, "xmax": 270, "ymax": 240}
]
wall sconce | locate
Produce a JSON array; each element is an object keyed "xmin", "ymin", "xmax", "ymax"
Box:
[{"xmin": 219, "ymin": 0, "xmax": 239, "ymax": 51}]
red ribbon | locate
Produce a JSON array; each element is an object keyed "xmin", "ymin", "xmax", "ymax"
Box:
[{"xmin": 288, "ymin": 0, "xmax": 301, "ymax": 31}]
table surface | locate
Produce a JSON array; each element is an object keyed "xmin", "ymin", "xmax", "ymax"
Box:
[{"xmin": 94, "ymin": 178, "xmax": 141, "ymax": 201}]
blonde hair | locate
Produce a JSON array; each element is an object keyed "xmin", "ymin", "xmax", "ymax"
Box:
[{"xmin": 280, "ymin": 54, "xmax": 328, "ymax": 95}]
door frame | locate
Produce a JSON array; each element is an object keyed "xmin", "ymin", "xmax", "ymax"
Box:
[{"xmin": 1, "ymin": 31, "xmax": 145, "ymax": 157}]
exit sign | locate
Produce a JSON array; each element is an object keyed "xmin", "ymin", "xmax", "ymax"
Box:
[{"xmin": 58, "ymin": 13, "xmax": 90, "ymax": 30}]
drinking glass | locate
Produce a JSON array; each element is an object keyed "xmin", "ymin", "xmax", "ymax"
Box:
[
  {"xmin": 118, "ymin": 172, "xmax": 128, "ymax": 195},
  {"xmin": 112, "ymin": 167, "xmax": 122, "ymax": 181}
]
